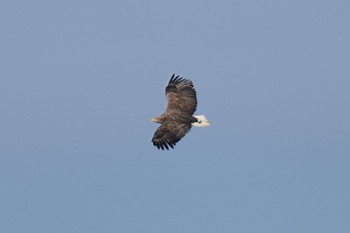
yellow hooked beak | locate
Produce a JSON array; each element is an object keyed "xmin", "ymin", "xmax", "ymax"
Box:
[{"xmin": 150, "ymin": 117, "xmax": 161, "ymax": 123}]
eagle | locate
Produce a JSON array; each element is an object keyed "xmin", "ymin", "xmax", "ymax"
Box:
[{"xmin": 151, "ymin": 74, "xmax": 209, "ymax": 150}]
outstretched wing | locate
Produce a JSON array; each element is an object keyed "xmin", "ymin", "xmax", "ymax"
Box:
[
  {"xmin": 152, "ymin": 121, "xmax": 191, "ymax": 150},
  {"xmin": 165, "ymin": 74, "xmax": 197, "ymax": 116}
]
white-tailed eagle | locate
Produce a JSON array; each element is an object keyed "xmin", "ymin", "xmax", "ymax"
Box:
[{"xmin": 151, "ymin": 74, "xmax": 209, "ymax": 150}]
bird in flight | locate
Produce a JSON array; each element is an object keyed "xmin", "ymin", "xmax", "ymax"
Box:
[{"xmin": 151, "ymin": 74, "xmax": 209, "ymax": 150}]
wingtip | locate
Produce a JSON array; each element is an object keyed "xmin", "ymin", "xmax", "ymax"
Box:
[
  {"xmin": 169, "ymin": 74, "xmax": 180, "ymax": 84},
  {"xmin": 168, "ymin": 74, "xmax": 192, "ymax": 86}
]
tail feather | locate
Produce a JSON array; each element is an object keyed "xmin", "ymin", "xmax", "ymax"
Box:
[{"xmin": 192, "ymin": 114, "xmax": 210, "ymax": 127}]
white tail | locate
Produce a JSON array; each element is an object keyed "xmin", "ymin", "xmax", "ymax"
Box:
[{"xmin": 192, "ymin": 114, "xmax": 210, "ymax": 127}]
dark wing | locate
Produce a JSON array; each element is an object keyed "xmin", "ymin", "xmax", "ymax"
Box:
[
  {"xmin": 152, "ymin": 121, "xmax": 191, "ymax": 150},
  {"xmin": 165, "ymin": 74, "xmax": 197, "ymax": 116}
]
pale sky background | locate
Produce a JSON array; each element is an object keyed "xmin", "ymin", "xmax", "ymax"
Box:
[{"xmin": 1, "ymin": 1, "xmax": 350, "ymax": 232}]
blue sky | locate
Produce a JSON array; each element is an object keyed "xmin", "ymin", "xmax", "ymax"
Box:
[{"xmin": 1, "ymin": 0, "xmax": 349, "ymax": 232}]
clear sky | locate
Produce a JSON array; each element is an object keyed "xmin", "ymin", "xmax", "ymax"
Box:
[{"xmin": 1, "ymin": 0, "xmax": 349, "ymax": 232}]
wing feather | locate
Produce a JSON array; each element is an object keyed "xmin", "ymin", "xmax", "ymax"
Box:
[
  {"xmin": 151, "ymin": 121, "xmax": 191, "ymax": 150},
  {"xmin": 165, "ymin": 74, "xmax": 197, "ymax": 116}
]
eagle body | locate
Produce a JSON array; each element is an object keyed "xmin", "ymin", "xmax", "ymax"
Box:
[{"xmin": 151, "ymin": 74, "xmax": 209, "ymax": 150}]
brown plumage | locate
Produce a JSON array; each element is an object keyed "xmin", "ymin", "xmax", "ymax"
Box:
[{"xmin": 151, "ymin": 74, "xmax": 209, "ymax": 150}]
